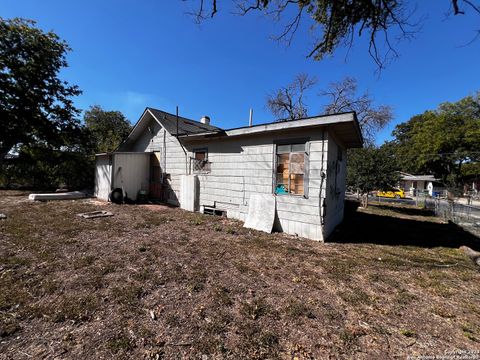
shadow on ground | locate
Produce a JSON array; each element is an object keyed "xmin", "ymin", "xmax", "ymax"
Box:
[{"xmin": 329, "ymin": 200, "xmax": 480, "ymax": 250}]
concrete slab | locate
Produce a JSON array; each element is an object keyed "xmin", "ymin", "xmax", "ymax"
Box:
[{"xmin": 29, "ymin": 191, "xmax": 87, "ymax": 201}]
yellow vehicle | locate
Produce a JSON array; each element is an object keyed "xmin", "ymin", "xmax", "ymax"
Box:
[{"xmin": 377, "ymin": 188, "xmax": 406, "ymax": 199}]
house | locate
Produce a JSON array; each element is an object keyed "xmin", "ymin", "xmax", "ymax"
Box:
[
  {"xmin": 94, "ymin": 108, "xmax": 363, "ymax": 241},
  {"xmin": 399, "ymin": 172, "xmax": 445, "ymax": 197}
]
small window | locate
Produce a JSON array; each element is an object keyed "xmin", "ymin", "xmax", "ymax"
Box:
[
  {"xmin": 195, "ymin": 151, "xmax": 206, "ymax": 161},
  {"xmin": 192, "ymin": 148, "xmax": 209, "ymax": 173},
  {"xmin": 275, "ymin": 143, "xmax": 307, "ymax": 196}
]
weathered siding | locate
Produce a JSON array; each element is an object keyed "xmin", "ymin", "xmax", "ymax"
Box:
[
  {"xmin": 112, "ymin": 153, "xmax": 150, "ymax": 201},
  {"xmin": 94, "ymin": 154, "xmax": 112, "ymax": 201},
  {"xmin": 184, "ymin": 129, "xmax": 329, "ymax": 240},
  {"xmin": 119, "ymin": 112, "xmax": 349, "ymax": 241},
  {"xmin": 322, "ymin": 134, "xmax": 346, "ymax": 239},
  {"xmin": 121, "ymin": 115, "xmax": 188, "ymax": 205}
]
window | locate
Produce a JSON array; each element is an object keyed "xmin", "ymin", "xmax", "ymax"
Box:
[
  {"xmin": 275, "ymin": 143, "xmax": 308, "ymax": 196},
  {"xmin": 191, "ymin": 148, "xmax": 210, "ymax": 173}
]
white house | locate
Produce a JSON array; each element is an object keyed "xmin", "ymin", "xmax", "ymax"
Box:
[
  {"xmin": 399, "ymin": 172, "xmax": 445, "ymax": 197},
  {"xmin": 94, "ymin": 108, "xmax": 363, "ymax": 241}
]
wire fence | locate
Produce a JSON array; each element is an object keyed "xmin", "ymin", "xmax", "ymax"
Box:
[{"xmin": 426, "ymin": 197, "xmax": 480, "ymax": 237}]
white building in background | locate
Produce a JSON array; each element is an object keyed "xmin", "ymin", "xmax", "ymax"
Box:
[{"xmin": 399, "ymin": 172, "xmax": 445, "ymax": 197}]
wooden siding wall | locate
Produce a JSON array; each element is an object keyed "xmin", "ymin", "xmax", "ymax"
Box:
[
  {"xmin": 120, "ymin": 115, "xmax": 348, "ymax": 241},
  {"xmin": 322, "ymin": 135, "xmax": 346, "ymax": 239},
  {"xmin": 184, "ymin": 129, "xmax": 330, "ymax": 241},
  {"xmin": 112, "ymin": 153, "xmax": 150, "ymax": 201},
  {"xmin": 124, "ymin": 117, "xmax": 188, "ymax": 206},
  {"xmin": 94, "ymin": 154, "xmax": 112, "ymax": 201}
]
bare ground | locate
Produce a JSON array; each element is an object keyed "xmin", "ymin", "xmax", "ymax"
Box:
[{"xmin": 1, "ymin": 191, "xmax": 480, "ymax": 359}]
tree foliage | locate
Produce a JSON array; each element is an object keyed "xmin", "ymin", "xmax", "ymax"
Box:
[
  {"xmin": 322, "ymin": 77, "xmax": 393, "ymax": 144},
  {"xmin": 266, "ymin": 73, "xmax": 317, "ymax": 121},
  {"xmin": 389, "ymin": 92, "xmax": 480, "ymax": 188},
  {"xmin": 0, "ymin": 18, "xmax": 82, "ymax": 162},
  {"xmin": 265, "ymin": 74, "xmax": 392, "ymax": 144},
  {"xmin": 346, "ymin": 145, "xmax": 400, "ymax": 206},
  {"xmin": 84, "ymin": 105, "xmax": 132, "ymax": 153},
  {"xmin": 191, "ymin": 0, "xmax": 480, "ymax": 69}
]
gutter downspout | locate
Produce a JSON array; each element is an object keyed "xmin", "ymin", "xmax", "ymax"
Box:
[
  {"xmin": 320, "ymin": 130, "xmax": 326, "ymax": 229},
  {"xmin": 175, "ymin": 106, "xmax": 189, "ymax": 175}
]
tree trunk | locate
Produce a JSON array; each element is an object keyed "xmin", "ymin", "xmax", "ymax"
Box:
[
  {"xmin": 0, "ymin": 146, "xmax": 12, "ymax": 167},
  {"xmin": 362, "ymin": 193, "xmax": 369, "ymax": 208}
]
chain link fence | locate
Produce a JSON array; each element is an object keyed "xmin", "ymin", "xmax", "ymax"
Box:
[{"xmin": 426, "ymin": 197, "xmax": 480, "ymax": 237}]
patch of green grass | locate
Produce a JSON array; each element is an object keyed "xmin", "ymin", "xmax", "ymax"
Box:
[
  {"xmin": 164, "ymin": 312, "xmax": 181, "ymax": 327},
  {"xmin": 431, "ymin": 306, "xmax": 456, "ymax": 319},
  {"xmin": 240, "ymin": 298, "xmax": 272, "ymax": 320},
  {"xmin": 395, "ymin": 289, "xmax": 417, "ymax": 305},
  {"xmin": 186, "ymin": 268, "xmax": 207, "ymax": 293},
  {"xmin": 0, "ymin": 273, "xmax": 31, "ymax": 311},
  {"xmin": 285, "ymin": 299, "xmax": 316, "ymax": 319},
  {"xmin": 52, "ymin": 294, "xmax": 98, "ymax": 322},
  {"xmin": 461, "ymin": 324, "xmax": 477, "ymax": 341},
  {"xmin": 339, "ymin": 329, "xmax": 359, "ymax": 347},
  {"xmin": 399, "ymin": 329, "xmax": 416, "ymax": 338},
  {"xmin": 107, "ymin": 333, "xmax": 133, "ymax": 353},
  {"xmin": 111, "ymin": 283, "xmax": 144, "ymax": 306},
  {"xmin": 236, "ymin": 321, "xmax": 280, "ymax": 358},
  {"xmin": 339, "ymin": 288, "xmax": 372, "ymax": 306},
  {"xmin": 211, "ymin": 286, "xmax": 233, "ymax": 306},
  {"xmin": 0, "ymin": 317, "xmax": 21, "ymax": 338},
  {"xmin": 225, "ymin": 227, "xmax": 236, "ymax": 235},
  {"xmin": 190, "ymin": 214, "xmax": 204, "ymax": 226},
  {"xmin": 73, "ymin": 255, "xmax": 96, "ymax": 269}
]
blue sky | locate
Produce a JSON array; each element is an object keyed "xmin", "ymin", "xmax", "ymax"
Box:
[{"xmin": 2, "ymin": 0, "xmax": 480, "ymax": 144}]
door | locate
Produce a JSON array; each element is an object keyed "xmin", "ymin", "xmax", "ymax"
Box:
[{"xmin": 149, "ymin": 152, "xmax": 163, "ymax": 200}]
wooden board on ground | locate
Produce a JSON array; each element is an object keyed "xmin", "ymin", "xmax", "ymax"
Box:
[
  {"xmin": 244, "ymin": 194, "xmax": 276, "ymax": 233},
  {"xmin": 76, "ymin": 211, "xmax": 113, "ymax": 219},
  {"xmin": 29, "ymin": 191, "xmax": 88, "ymax": 201}
]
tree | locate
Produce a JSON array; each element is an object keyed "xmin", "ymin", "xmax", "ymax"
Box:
[
  {"xmin": 265, "ymin": 75, "xmax": 392, "ymax": 144},
  {"xmin": 347, "ymin": 145, "xmax": 400, "ymax": 207},
  {"xmin": 0, "ymin": 18, "xmax": 82, "ymax": 163},
  {"xmin": 266, "ymin": 73, "xmax": 317, "ymax": 121},
  {"xmin": 322, "ymin": 77, "xmax": 393, "ymax": 144},
  {"xmin": 190, "ymin": 0, "xmax": 480, "ymax": 69},
  {"xmin": 84, "ymin": 105, "xmax": 132, "ymax": 153},
  {"xmin": 389, "ymin": 92, "xmax": 480, "ymax": 189}
]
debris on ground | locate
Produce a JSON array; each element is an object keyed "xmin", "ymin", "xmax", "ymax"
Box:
[
  {"xmin": 460, "ymin": 245, "xmax": 480, "ymax": 266},
  {"xmin": 0, "ymin": 213, "xmax": 7, "ymax": 220},
  {"xmin": 29, "ymin": 191, "xmax": 87, "ymax": 201},
  {"xmin": 76, "ymin": 210, "xmax": 113, "ymax": 219},
  {"xmin": 1, "ymin": 190, "xmax": 479, "ymax": 359}
]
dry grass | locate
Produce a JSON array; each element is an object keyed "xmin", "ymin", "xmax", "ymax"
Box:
[{"xmin": 0, "ymin": 190, "xmax": 479, "ymax": 359}]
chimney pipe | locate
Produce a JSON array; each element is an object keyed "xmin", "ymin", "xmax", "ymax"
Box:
[
  {"xmin": 249, "ymin": 108, "xmax": 253, "ymax": 127},
  {"xmin": 200, "ymin": 116, "xmax": 210, "ymax": 125}
]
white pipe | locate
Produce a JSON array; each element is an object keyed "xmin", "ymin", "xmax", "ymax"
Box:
[{"xmin": 249, "ymin": 108, "xmax": 253, "ymax": 127}]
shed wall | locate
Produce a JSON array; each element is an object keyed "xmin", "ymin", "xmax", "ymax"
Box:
[
  {"xmin": 119, "ymin": 114, "xmax": 350, "ymax": 241},
  {"xmin": 94, "ymin": 154, "xmax": 112, "ymax": 201},
  {"xmin": 322, "ymin": 135, "xmax": 346, "ymax": 239},
  {"xmin": 184, "ymin": 129, "xmax": 330, "ymax": 240},
  {"xmin": 112, "ymin": 153, "xmax": 150, "ymax": 201}
]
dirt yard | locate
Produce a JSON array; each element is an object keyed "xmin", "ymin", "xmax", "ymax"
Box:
[{"xmin": 1, "ymin": 191, "xmax": 480, "ymax": 359}]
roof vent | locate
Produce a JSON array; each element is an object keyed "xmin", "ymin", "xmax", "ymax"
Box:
[{"xmin": 200, "ymin": 116, "xmax": 210, "ymax": 125}]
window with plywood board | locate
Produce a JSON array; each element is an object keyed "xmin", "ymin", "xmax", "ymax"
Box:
[{"xmin": 275, "ymin": 142, "xmax": 308, "ymax": 196}]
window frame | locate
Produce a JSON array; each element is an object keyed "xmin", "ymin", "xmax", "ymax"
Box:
[
  {"xmin": 273, "ymin": 139, "xmax": 310, "ymax": 198},
  {"xmin": 192, "ymin": 147, "xmax": 209, "ymax": 174}
]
